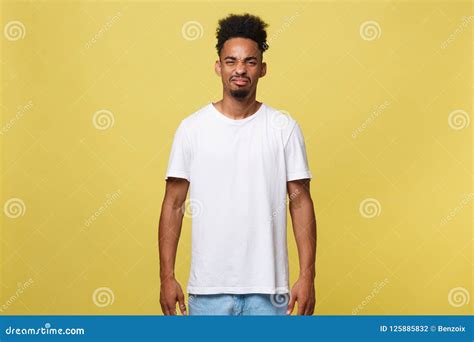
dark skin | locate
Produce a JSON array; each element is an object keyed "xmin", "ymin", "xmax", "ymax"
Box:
[
  {"xmin": 212, "ymin": 37, "xmax": 267, "ymax": 118},
  {"xmin": 159, "ymin": 37, "xmax": 317, "ymax": 316},
  {"xmin": 286, "ymin": 179, "xmax": 317, "ymax": 315},
  {"xmin": 158, "ymin": 177, "xmax": 189, "ymax": 316}
]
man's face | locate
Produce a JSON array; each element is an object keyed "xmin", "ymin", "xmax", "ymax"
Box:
[{"xmin": 215, "ymin": 37, "xmax": 267, "ymax": 100}]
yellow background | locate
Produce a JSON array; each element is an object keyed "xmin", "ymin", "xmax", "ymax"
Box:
[{"xmin": 1, "ymin": 0, "xmax": 472, "ymax": 315}]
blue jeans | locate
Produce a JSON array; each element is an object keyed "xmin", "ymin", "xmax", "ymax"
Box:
[{"xmin": 188, "ymin": 293, "xmax": 289, "ymax": 315}]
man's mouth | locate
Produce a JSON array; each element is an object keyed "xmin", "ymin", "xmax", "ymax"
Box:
[{"xmin": 231, "ymin": 78, "xmax": 249, "ymax": 86}]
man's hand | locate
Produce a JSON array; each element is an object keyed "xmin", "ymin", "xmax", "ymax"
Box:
[
  {"xmin": 287, "ymin": 276, "xmax": 316, "ymax": 315},
  {"xmin": 160, "ymin": 277, "xmax": 187, "ymax": 315}
]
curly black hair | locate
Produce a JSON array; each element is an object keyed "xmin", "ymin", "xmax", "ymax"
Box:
[{"xmin": 215, "ymin": 13, "xmax": 269, "ymax": 57}]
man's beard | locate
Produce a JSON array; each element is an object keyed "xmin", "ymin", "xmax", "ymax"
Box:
[{"xmin": 230, "ymin": 88, "xmax": 250, "ymax": 99}]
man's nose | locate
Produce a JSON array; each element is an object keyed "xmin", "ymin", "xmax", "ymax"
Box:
[{"xmin": 235, "ymin": 61, "xmax": 247, "ymax": 74}]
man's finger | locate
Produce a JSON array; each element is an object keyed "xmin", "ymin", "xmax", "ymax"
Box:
[
  {"xmin": 166, "ymin": 301, "xmax": 177, "ymax": 315},
  {"xmin": 286, "ymin": 293, "xmax": 296, "ymax": 315},
  {"xmin": 162, "ymin": 304, "xmax": 170, "ymax": 316},
  {"xmin": 297, "ymin": 300, "xmax": 307, "ymax": 315},
  {"xmin": 178, "ymin": 294, "xmax": 187, "ymax": 315}
]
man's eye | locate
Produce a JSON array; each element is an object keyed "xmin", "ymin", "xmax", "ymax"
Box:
[
  {"xmin": 248, "ymin": 62, "xmax": 257, "ymax": 66},
  {"xmin": 226, "ymin": 61, "xmax": 235, "ymax": 65}
]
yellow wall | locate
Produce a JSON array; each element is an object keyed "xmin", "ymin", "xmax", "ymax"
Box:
[{"xmin": 1, "ymin": 1, "xmax": 472, "ymax": 315}]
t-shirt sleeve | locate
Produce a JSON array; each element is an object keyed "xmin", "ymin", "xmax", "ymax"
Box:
[
  {"xmin": 165, "ymin": 120, "xmax": 191, "ymax": 181},
  {"xmin": 284, "ymin": 121, "xmax": 312, "ymax": 182}
]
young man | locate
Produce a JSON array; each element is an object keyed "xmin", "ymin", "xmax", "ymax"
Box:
[{"xmin": 159, "ymin": 13, "xmax": 317, "ymax": 316}]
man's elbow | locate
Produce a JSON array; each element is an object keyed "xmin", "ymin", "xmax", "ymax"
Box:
[
  {"xmin": 289, "ymin": 195, "xmax": 313, "ymax": 210},
  {"xmin": 163, "ymin": 196, "xmax": 186, "ymax": 211}
]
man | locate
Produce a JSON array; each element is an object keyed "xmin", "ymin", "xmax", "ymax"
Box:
[{"xmin": 159, "ymin": 13, "xmax": 317, "ymax": 316}]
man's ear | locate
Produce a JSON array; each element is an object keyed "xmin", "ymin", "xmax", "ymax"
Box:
[
  {"xmin": 260, "ymin": 61, "xmax": 267, "ymax": 78},
  {"xmin": 215, "ymin": 59, "xmax": 222, "ymax": 77}
]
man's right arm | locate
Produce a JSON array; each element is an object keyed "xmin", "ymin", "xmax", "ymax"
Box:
[{"xmin": 158, "ymin": 177, "xmax": 189, "ymax": 315}]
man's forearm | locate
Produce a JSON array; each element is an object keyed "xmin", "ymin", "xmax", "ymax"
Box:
[
  {"xmin": 289, "ymin": 198, "xmax": 317, "ymax": 280},
  {"xmin": 158, "ymin": 201, "xmax": 185, "ymax": 282}
]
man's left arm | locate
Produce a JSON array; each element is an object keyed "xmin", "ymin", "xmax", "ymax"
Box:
[{"xmin": 286, "ymin": 178, "xmax": 317, "ymax": 315}]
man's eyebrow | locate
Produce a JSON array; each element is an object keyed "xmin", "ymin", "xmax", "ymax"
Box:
[{"xmin": 223, "ymin": 56, "xmax": 258, "ymax": 61}]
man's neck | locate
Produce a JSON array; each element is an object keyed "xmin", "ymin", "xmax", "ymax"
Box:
[{"xmin": 214, "ymin": 94, "xmax": 262, "ymax": 120}]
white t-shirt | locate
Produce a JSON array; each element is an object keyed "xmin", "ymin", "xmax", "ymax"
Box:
[{"xmin": 165, "ymin": 102, "xmax": 312, "ymax": 294}]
